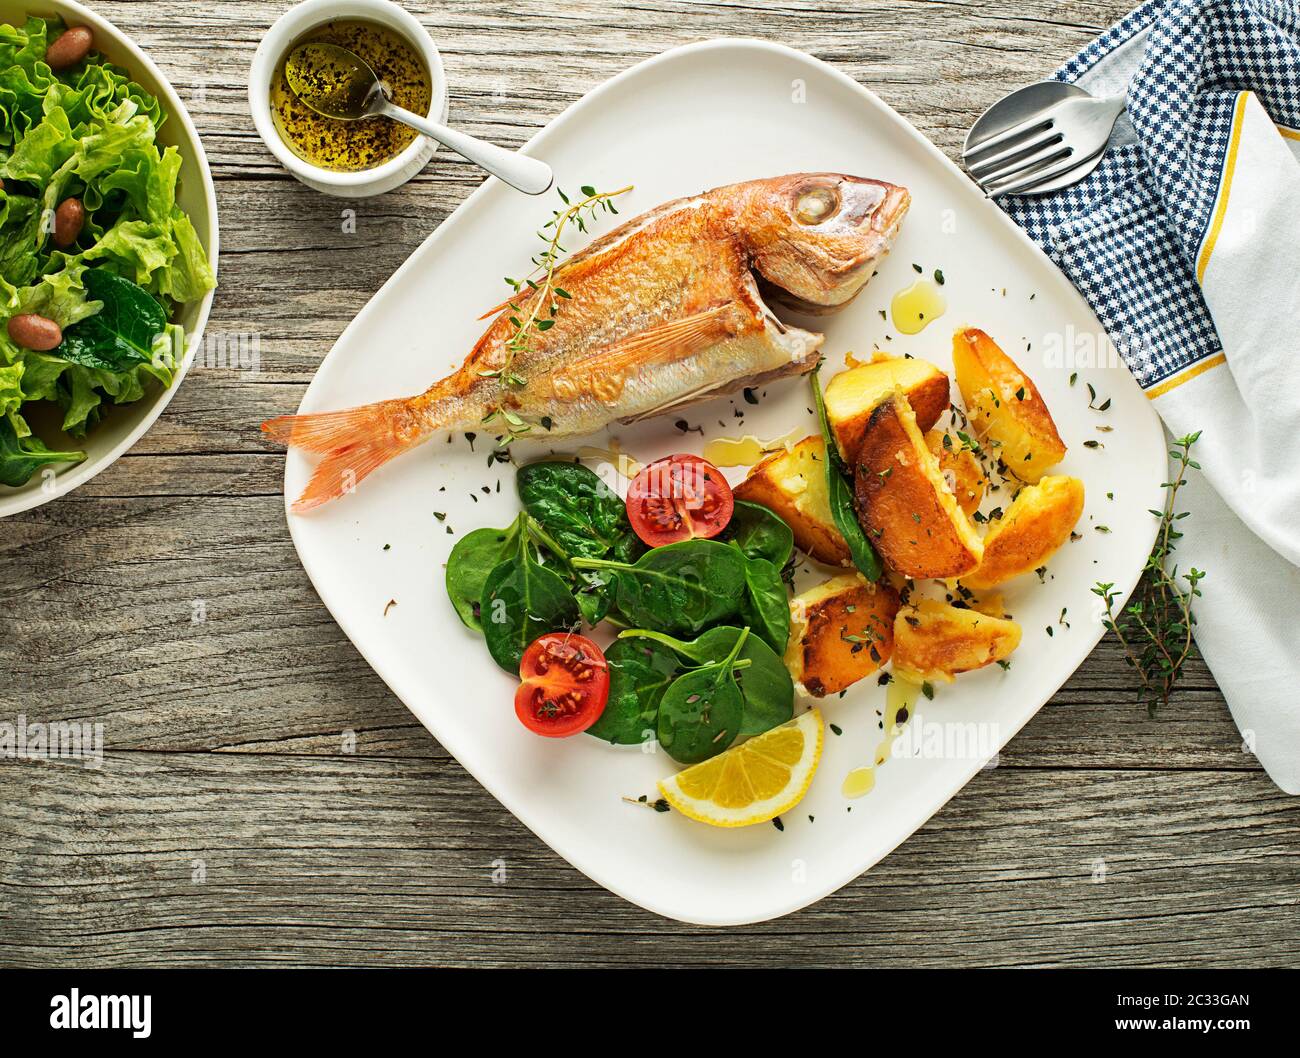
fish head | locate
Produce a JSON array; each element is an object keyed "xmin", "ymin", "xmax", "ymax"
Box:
[{"xmin": 738, "ymin": 174, "xmax": 910, "ymax": 313}]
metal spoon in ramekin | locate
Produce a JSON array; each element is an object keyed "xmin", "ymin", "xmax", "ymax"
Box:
[{"xmin": 285, "ymin": 41, "xmax": 553, "ymax": 195}]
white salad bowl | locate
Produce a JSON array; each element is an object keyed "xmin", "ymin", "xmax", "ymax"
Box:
[
  {"xmin": 0, "ymin": 0, "xmax": 219, "ymax": 519},
  {"xmin": 247, "ymin": 0, "xmax": 449, "ymax": 198}
]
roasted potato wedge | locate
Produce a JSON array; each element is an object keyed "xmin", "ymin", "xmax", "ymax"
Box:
[
  {"xmin": 734, "ymin": 435, "xmax": 848, "ymax": 566},
  {"xmin": 952, "ymin": 327, "xmax": 1066, "ymax": 482},
  {"xmin": 825, "ymin": 354, "xmax": 951, "ymax": 463},
  {"xmin": 785, "ymin": 572, "xmax": 900, "ymax": 697},
  {"xmin": 852, "ymin": 392, "xmax": 984, "ymax": 579},
  {"xmin": 925, "ymin": 429, "xmax": 986, "ymax": 518},
  {"xmin": 967, "ymin": 591, "xmax": 1007, "ymax": 618},
  {"xmin": 962, "ymin": 475, "xmax": 1085, "ymax": 590},
  {"xmin": 893, "ymin": 598, "xmax": 1021, "ymax": 683}
]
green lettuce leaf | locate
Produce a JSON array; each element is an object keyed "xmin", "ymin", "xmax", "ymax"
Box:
[{"xmin": 0, "ymin": 414, "xmax": 83, "ymax": 486}]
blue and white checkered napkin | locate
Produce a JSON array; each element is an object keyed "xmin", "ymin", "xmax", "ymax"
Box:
[{"xmin": 1001, "ymin": 0, "xmax": 1300, "ymax": 792}]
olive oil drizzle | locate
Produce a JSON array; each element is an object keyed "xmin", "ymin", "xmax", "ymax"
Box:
[
  {"xmin": 840, "ymin": 676, "xmax": 922, "ymax": 799},
  {"xmin": 890, "ymin": 279, "xmax": 946, "ymax": 336}
]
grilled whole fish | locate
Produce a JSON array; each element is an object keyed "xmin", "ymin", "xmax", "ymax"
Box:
[{"xmin": 263, "ymin": 173, "xmax": 910, "ymax": 511}]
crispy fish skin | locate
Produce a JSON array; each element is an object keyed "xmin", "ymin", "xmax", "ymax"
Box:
[{"xmin": 264, "ymin": 173, "xmax": 910, "ymax": 511}]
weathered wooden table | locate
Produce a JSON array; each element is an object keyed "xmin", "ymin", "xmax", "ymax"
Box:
[{"xmin": 2, "ymin": 0, "xmax": 1296, "ymax": 968}]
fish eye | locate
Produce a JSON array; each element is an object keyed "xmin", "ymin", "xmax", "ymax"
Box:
[{"xmin": 794, "ymin": 186, "xmax": 840, "ymax": 225}]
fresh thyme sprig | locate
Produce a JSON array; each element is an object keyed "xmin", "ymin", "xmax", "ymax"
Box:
[
  {"xmin": 1092, "ymin": 431, "xmax": 1205, "ymax": 715},
  {"xmin": 480, "ymin": 183, "xmax": 633, "ymax": 440}
]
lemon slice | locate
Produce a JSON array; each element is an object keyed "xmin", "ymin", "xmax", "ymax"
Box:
[{"xmin": 658, "ymin": 710, "xmax": 824, "ymax": 827}]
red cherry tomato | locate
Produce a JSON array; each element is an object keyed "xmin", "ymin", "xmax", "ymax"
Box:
[
  {"xmin": 626, "ymin": 454, "xmax": 734, "ymax": 547},
  {"xmin": 514, "ymin": 633, "xmax": 610, "ymax": 738}
]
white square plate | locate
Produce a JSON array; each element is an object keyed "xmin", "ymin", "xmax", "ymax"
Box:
[{"xmin": 284, "ymin": 40, "xmax": 1165, "ymax": 925}]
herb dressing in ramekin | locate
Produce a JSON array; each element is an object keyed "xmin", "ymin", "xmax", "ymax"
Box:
[{"xmin": 269, "ymin": 18, "xmax": 432, "ymax": 172}]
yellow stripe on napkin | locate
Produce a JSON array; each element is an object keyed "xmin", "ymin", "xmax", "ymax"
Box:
[
  {"xmin": 1146, "ymin": 352, "xmax": 1226, "ymax": 399},
  {"xmin": 1196, "ymin": 91, "xmax": 1250, "ymax": 284}
]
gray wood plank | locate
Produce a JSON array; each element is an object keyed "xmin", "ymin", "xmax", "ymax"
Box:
[{"xmin": 1, "ymin": 751, "xmax": 1295, "ymax": 967}]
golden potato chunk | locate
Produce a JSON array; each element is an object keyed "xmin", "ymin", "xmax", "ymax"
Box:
[
  {"xmin": 734, "ymin": 435, "xmax": 848, "ymax": 566},
  {"xmin": 952, "ymin": 327, "xmax": 1066, "ymax": 482},
  {"xmin": 967, "ymin": 591, "xmax": 1008, "ymax": 618},
  {"xmin": 925, "ymin": 429, "xmax": 986, "ymax": 518},
  {"xmin": 963, "ymin": 475, "xmax": 1085, "ymax": 590},
  {"xmin": 893, "ymin": 598, "xmax": 1021, "ymax": 683},
  {"xmin": 825, "ymin": 354, "xmax": 951, "ymax": 463},
  {"xmin": 785, "ymin": 572, "xmax": 900, "ymax": 697},
  {"xmin": 852, "ymin": 392, "xmax": 983, "ymax": 579}
]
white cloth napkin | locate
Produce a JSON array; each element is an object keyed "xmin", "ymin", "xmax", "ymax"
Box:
[{"xmin": 1000, "ymin": 0, "xmax": 1300, "ymax": 791}]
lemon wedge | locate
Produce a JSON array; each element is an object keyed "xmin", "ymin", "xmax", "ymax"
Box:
[{"xmin": 658, "ymin": 710, "xmax": 823, "ymax": 827}]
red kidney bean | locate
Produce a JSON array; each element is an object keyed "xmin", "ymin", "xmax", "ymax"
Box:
[
  {"xmin": 7, "ymin": 314, "xmax": 63, "ymax": 351},
  {"xmin": 45, "ymin": 26, "xmax": 94, "ymax": 71},
  {"xmin": 53, "ymin": 198, "xmax": 84, "ymax": 249}
]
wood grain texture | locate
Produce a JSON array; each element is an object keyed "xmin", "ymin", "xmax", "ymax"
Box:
[{"xmin": 2, "ymin": 0, "xmax": 1297, "ymax": 968}]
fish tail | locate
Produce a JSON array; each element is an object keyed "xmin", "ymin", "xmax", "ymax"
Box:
[{"xmin": 262, "ymin": 394, "xmax": 438, "ymax": 513}]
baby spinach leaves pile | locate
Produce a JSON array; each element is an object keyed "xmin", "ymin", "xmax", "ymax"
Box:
[
  {"xmin": 480, "ymin": 527, "xmax": 579, "ymax": 672},
  {"xmin": 446, "ymin": 459, "xmax": 801, "ymax": 763},
  {"xmin": 515, "ymin": 460, "xmax": 641, "ymax": 565},
  {"xmin": 591, "ymin": 626, "xmax": 794, "ymax": 763},
  {"xmin": 811, "ymin": 364, "xmax": 882, "ymax": 581},
  {"xmin": 516, "ymin": 460, "xmax": 644, "ymax": 625},
  {"xmin": 445, "ymin": 461, "xmax": 643, "ymax": 672},
  {"xmin": 565, "ymin": 505, "xmax": 796, "ymax": 762},
  {"xmin": 572, "ymin": 539, "xmax": 746, "ymax": 636}
]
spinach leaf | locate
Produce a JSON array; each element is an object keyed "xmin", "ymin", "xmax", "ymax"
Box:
[
  {"xmin": 656, "ymin": 629, "xmax": 750, "ymax": 764},
  {"xmin": 521, "ymin": 511, "xmax": 618, "ymax": 627},
  {"xmin": 737, "ymin": 556, "xmax": 791, "ymax": 654},
  {"xmin": 58, "ymin": 269, "xmax": 168, "ymax": 372},
  {"xmin": 0, "ymin": 416, "xmax": 84, "ymax": 486},
  {"xmin": 722, "ymin": 499, "xmax": 794, "ymax": 568},
  {"xmin": 691, "ymin": 627, "xmax": 793, "ymax": 736},
  {"xmin": 445, "ymin": 514, "xmax": 525, "ymax": 631},
  {"xmin": 571, "ymin": 539, "xmax": 746, "ymax": 636},
  {"xmin": 586, "ymin": 637, "xmax": 681, "ymax": 745},
  {"xmin": 622, "ymin": 625, "xmax": 793, "ymax": 738},
  {"xmin": 811, "ymin": 364, "xmax": 883, "ymax": 581},
  {"xmin": 517, "ymin": 460, "xmax": 643, "ymax": 562},
  {"xmin": 573, "ymin": 583, "xmax": 611, "ymax": 626},
  {"xmin": 480, "ymin": 531, "xmax": 580, "ymax": 674}
]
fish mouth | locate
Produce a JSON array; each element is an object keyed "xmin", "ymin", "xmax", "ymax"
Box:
[
  {"xmin": 751, "ymin": 176, "xmax": 911, "ymax": 314},
  {"xmin": 756, "ymin": 182, "xmax": 907, "ymax": 316},
  {"xmin": 817, "ymin": 180, "xmax": 911, "ymax": 282}
]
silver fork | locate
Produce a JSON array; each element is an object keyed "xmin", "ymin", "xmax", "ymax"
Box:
[{"xmin": 964, "ymin": 89, "xmax": 1125, "ymax": 197}]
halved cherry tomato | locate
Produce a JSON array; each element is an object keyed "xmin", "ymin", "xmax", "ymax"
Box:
[
  {"xmin": 514, "ymin": 633, "xmax": 610, "ymax": 737},
  {"xmin": 626, "ymin": 454, "xmax": 734, "ymax": 547}
]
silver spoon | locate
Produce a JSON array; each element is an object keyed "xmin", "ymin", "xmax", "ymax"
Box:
[
  {"xmin": 963, "ymin": 82, "xmax": 1125, "ymax": 197},
  {"xmin": 285, "ymin": 42, "xmax": 553, "ymax": 195}
]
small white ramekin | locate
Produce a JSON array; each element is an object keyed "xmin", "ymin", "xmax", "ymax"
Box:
[{"xmin": 248, "ymin": 0, "xmax": 449, "ymax": 198}]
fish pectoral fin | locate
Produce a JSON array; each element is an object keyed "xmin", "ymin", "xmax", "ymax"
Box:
[{"xmin": 565, "ymin": 303, "xmax": 743, "ymax": 377}]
